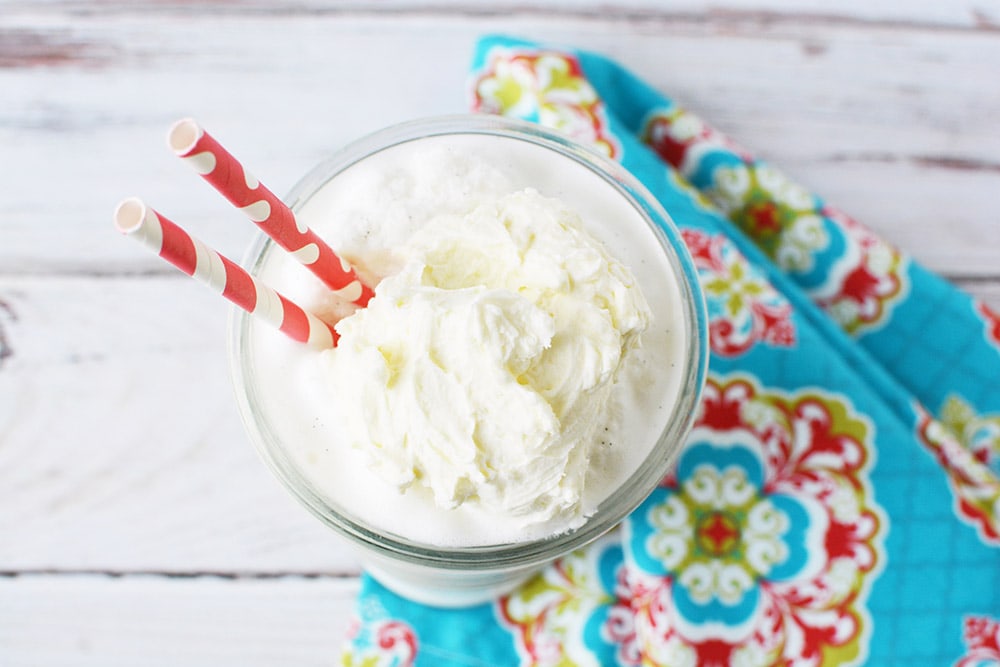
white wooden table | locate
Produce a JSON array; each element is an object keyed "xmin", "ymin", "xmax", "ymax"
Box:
[{"xmin": 2, "ymin": 2, "xmax": 998, "ymax": 663}]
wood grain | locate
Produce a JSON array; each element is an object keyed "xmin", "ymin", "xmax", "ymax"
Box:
[
  {"xmin": 1, "ymin": 11, "xmax": 997, "ymax": 276},
  {"xmin": 7, "ymin": 1, "xmax": 1000, "ymax": 27},
  {"xmin": 0, "ymin": 276, "xmax": 361, "ymax": 574},
  {"xmin": 0, "ymin": 574, "xmax": 359, "ymax": 665}
]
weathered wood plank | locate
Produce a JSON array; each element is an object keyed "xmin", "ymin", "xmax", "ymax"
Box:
[
  {"xmin": 0, "ymin": 13, "xmax": 997, "ymax": 276},
  {"xmin": 6, "ymin": 0, "xmax": 1000, "ymax": 28},
  {"xmin": 0, "ymin": 276, "xmax": 361, "ymax": 574},
  {"xmin": 0, "ymin": 574, "xmax": 359, "ymax": 666}
]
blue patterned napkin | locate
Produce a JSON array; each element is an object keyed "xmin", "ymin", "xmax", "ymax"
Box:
[{"xmin": 340, "ymin": 36, "xmax": 1000, "ymax": 666}]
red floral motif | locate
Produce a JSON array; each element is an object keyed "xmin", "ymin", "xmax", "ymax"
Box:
[
  {"xmin": 498, "ymin": 560, "xmax": 583, "ymax": 663},
  {"xmin": 643, "ymin": 108, "xmax": 753, "ymax": 172},
  {"xmin": 682, "ymin": 229, "xmax": 796, "ymax": 356},
  {"xmin": 814, "ymin": 206, "xmax": 908, "ymax": 335},
  {"xmin": 498, "ymin": 537, "xmax": 625, "ymax": 666},
  {"xmin": 376, "ymin": 621, "xmax": 417, "ymax": 663},
  {"xmin": 644, "ymin": 108, "xmax": 908, "ymax": 337},
  {"xmin": 626, "ymin": 376, "xmax": 884, "ymax": 667},
  {"xmin": 955, "ymin": 616, "xmax": 1000, "ymax": 666},
  {"xmin": 980, "ymin": 302, "xmax": 1000, "ymax": 347},
  {"xmin": 603, "ymin": 566, "xmax": 643, "ymax": 666},
  {"xmin": 472, "ymin": 48, "xmax": 620, "ymax": 159},
  {"xmin": 342, "ymin": 618, "xmax": 418, "ymax": 667},
  {"xmin": 917, "ymin": 404, "xmax": 1000, "ymax": 545}
]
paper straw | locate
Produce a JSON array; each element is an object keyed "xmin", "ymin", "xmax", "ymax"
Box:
[
  {"xmin": 167, "ymin": 118, "xmax": 374, "ymax": 307},
  {"xmin": 114, "ymin": 198, "xmax": 338, "ymax": 349}
]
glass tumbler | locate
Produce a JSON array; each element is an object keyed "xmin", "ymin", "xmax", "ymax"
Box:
[{"xmin": 229, "ymin": 115, "xmax": 709, "ymax": 607}]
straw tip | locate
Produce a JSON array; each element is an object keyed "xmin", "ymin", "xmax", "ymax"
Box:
[
  {"xmin": 167, "ymin": 118, "xmax": 203, "ymax": 155},
  {"xmin": 114, "ymin": 197, "xmax": 147, "ymax": 234}
]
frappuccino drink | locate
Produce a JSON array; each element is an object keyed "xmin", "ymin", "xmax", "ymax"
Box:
[{"xmin": 231, "ymin": 116, "xmax": 707, "ymax": 606}]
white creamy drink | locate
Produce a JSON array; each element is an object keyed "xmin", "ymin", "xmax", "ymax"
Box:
[{"xmin": 243, "ymin": 130, "xmax": 691, "ymax": 550}]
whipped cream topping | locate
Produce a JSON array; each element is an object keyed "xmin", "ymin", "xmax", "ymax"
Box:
[{"xmin": 324, "ymin": 188, "xmax": 651, "ymax": 526}]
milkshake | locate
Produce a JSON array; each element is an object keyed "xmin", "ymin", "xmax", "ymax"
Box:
[{"xmin": 231, "ymin": 115, "xmax": 707, "ymax": 606}]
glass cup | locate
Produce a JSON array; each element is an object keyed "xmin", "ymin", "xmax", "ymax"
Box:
[{"xmin": 229, "ymin": 115, "xmax": 709, "ymax": 607}]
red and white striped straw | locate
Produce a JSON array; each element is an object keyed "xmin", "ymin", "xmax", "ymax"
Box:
[
  {"xmin": 114, "ymin": 198, "xmax": 338, "ymax": 349},
  {"xmin": 167, "ymin": 118, "xmax": 374, "ymax": 307}
]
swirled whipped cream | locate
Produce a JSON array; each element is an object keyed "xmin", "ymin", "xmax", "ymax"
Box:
[
  {"xmin": 324, "ymin": 188, "xmax": 651, "ymax": 526},
  {"xmin": 250, "ymin": 133, "xmax": 687, "ymax": 546}
]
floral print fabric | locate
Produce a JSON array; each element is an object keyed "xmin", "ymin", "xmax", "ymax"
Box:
[{"xmin": 341, "ymin": 36, "xmax": 1000, "ymax": 666}]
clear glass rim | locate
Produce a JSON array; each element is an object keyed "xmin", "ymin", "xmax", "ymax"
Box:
[{"xmin": 229, "ymin": 114, "xmax": 709, "ymax": 570}]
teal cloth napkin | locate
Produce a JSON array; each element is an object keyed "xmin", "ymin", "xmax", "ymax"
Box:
[{"xmin": 340, "ymin": 36, "xmax": 1000, "ymax": 666}]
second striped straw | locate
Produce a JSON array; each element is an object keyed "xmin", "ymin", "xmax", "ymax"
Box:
[
  {"xmin": 114, "ymin": 198, "xmax": 338, "ymax": 349},
  {"xmin": 168, "ymin": 118, "xmax": 374, "ymax": 307}
]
